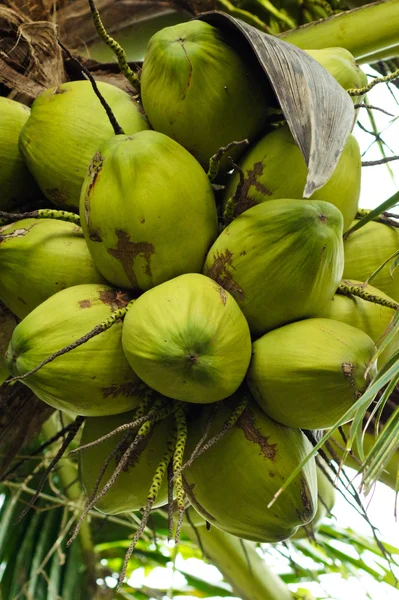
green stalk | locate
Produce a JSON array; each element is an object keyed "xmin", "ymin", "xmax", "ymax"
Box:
[
  {"xmin": 280, "ymin": 0, "xmax": 399, "ymax": 62},
  {"xmin": 183, "ymin": 517, "xmax": 292, "ymax": 600}
]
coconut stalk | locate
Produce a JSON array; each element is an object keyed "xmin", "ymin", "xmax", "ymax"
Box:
[
  {"xmin": 182, "ymin": 518, "xmax": 293, "ymax": 600},
  {"xmin": 280, "ymin": 0, "xmax": 399, "ymax": 62}
]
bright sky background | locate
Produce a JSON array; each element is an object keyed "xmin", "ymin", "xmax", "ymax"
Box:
[{"xmin": 122, "ymin": 68, "xmax": 399, "ymax": 600}]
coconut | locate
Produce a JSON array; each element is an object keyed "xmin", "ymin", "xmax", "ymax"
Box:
[
  {"xmin": 292, "ymin": 458, "xmax": 336, "ymax": 539},
  {"xmin": 0, "ymin": 219, "xmax": 105, "ymax": 319},
  {"xmin": 79, "ymin": 409, "xmax": 173, "ymax": 514},
  {"xmin": 223, "ymin": 126, "xmax": 361, "ymax": 232},
  {"xmin": 318, "ymin": 279, "xmax": 398, "ymax": 368},
  {"xmin": 19, "ymin": 80, "xmax": 149, "ymax": 209},
  {"xmin": 0, "ymin": 97, "xmax": 41, "ymax": 210},
  {"xmin": 343, "ymin": 220, "xmax": 399, "ymax": 302},
  {"xmin": 183, "ymin": 395, "xmax": 318, "ymax": 542},
  {"xmin": 80, "ymin": 130, "xmax": 218, "ymax": 291},
  {"xmin": 122, "ymin": 273, "xmax": 252, "ymax": 403},
  {"xmin": 204, "ymin": 198, "xmax": 344, "ymax": 335},
  {"xmin": 247, "ymin": 317, "xmax": 377, "ymax": 429},
  {"xmin": 5, "ymin": 284, "xmax": 145, "ymax": 416},
  {"xmin": 140, "ymin": 20, "xmax": 270, "ymax": 170}
]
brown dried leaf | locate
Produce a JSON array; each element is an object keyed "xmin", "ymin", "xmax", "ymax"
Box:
[
  {"xmin": 198, "ymin": 11, "xmax": 355, "ymax": 197},
  {"xmin": 0, "ymin": 6, "xmax": 66, "ymax": 102}
]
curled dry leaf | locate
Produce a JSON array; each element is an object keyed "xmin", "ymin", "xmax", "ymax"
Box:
[{"xmin": 197, "ymin": 11, "xmax": 355, "ymax": 196}]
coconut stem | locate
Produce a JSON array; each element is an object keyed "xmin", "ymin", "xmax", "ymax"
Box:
[
  {"xmin": 337, "ymin": 282, "xmax": 399, "ymax": 310},
  {"xmin": 87, "ymin": 0, "xmax": 141, "ymax": 93},
  {"xmin": 0, "ymin": 209, "xmax": 80, "ymax": 226},
  {"xmin": 348, "ymin": 67, "xmax": 399, "ymax": 96},
  {"xmin": 172, "ymin": 402, "xmax": 188, "ymax": 542},
  {"xmin": 8, "ymin": 300, "xmax": 135, "ymax": 384},
  {"xmin": 116, "ymin": 431, "xmax": 177, "ymax": 591},
  {"xmin": 58, "ymin": 40, "xmax": 125, "ymax": 136},
  {"xmin": 18, "ymin": 416, "xmax": 85, "ymax": 522},
  {"xmin": 207, "ymin": 140, "xmax": 249, "ymax": 182}
]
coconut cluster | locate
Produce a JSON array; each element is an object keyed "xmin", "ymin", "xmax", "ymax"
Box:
[{"xmin": 0, "ymin": 19, "xmax": 397, "ymax": 545}]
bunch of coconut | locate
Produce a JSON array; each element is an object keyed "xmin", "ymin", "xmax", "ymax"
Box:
[{"xmin": 0, "ymin": 15, "xmax": 398, "ymax": 547}]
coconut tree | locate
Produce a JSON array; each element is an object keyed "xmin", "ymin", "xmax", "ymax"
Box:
[{"xmin": 0, "ymin": 0, "xmax": 399, "ymax": 598}]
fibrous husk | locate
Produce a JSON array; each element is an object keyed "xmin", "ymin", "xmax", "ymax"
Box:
[
  {"xmin": 183, "ymin": 394, "xmax": 318, "ymax": 542},
  {"xmin": 0, "ymin": 381, "xmax": 53, "ymax": 479},
  {"xmin": 0, "ymin": 6, "xmax": 66, "ymax": 102},
  {"xmin": 247, "ymin": 317, "xmax": 377, "ymax": 429},
  {"xmin": 0, "ymin": 218, "xmax": 105, "ymax": 319},
  {"xmin": 122, "ymin": 273, "xmax": 252, "ymax": 403}
]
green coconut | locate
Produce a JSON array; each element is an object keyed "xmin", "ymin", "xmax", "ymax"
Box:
[
  {"xmin": 223, "ymin": 126, "xmax": 361, "ymax": 232},
  {"xmin": 5, "ymin": 284, "xmax": 145, "ymax": 416},
  {"xmin": 343, "ymin": 220, "xmax": 399, "ymax": 302},
  {"xmin": 80, "ymin": 131, "xmax": 218, "ymax": 291},
  {"xmin": 79, "ymin": 409, "xmax": 173, "ymax": 514},
  {"xmin": 19, "ymin": 80, "xmax": 149, "ymax": 209},
  {"xmin": 247, "ymin": 317, "xmax": 377, "ymax": 429},
  {"xmin": 0, "ymin": 303, "xmax": 18, "ymax": 385},
  {"xmin": 204, "ymin": 198, "xmax": 344, "ymax": 335},
  {"xmin": 122, "ymin": 273, "xmax": 252, "ymax": 403},
  {"xmin": 183, "ymin": 395, "xmax": 317, "ymax": 542},
  {"xmin": 318, "ymin": 279, "xmax": 398, "ymax": 368},
  {"xmin": 304, "ymin": 48, "xmax": 367, "ymax": 102},
  {"xmin": 0, "ymin": 97, "xmax": 41, "ymax": 210},
  {"xmin": 140, "ymin": 20, "xmax": 270, "ymax": 170},
  {"xmin": 292, "ymin": 458, "xmax": 336, "ymax": 539},
  {"xmin": 0, "ymin": 219, "xmax": 105, "ymax": 319}
]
